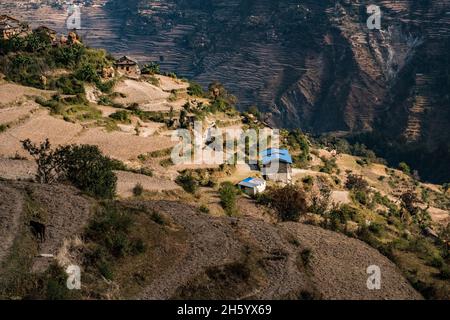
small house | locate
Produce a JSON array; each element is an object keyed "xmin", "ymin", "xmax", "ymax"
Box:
[
  {"xmin": 260, "ymin": 148, "xmax": 293, "ymax": 184},
  {"xmin": 0, "ymin": 15, "xmax": 30, "ymax": 40},
  {"xmin": 114, "ymin": 56, "xmax": 141, "ymax": 78},
  {"xmin": 238, "ymin": 177, "xmax": 267, "ymax": 196}
]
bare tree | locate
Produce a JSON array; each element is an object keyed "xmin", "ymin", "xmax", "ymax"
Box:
[{"xmin": 21, "ymin": 139, "xmax": 63, "ymax": 184}]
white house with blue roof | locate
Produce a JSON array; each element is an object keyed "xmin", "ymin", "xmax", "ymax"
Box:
[
  {"xmin": 260, "ymin": 148, "xmax": 293, "ymax": 184},
  {"xmin": 238, "ymin": 177, "xmax": 267, "ymax": 196}
]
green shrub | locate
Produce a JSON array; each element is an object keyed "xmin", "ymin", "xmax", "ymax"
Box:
[
  {"xmin": 44, "ymin": 264, "xmax": 75, "ymax": 300},
  {"xmin": 166, "ymin": 72, "xmax": 177, "ymax": 79},
  {"xmin": 324, "ymin": 204, "xmax": 361, "ymax": 232},
  {"xmin": 176, "ymin": 172, "xmax": 198, "ymax": 194},
  {"xmin": 188, "ymin": 82, "xmax": 204, "ymax": 97},
  {"xmin": 58, "ymin": 145, "xmax": 117, "ymax": 199},
  {"xmin": 109, "ymin": 110, "xmax": 131, "ymax": 123},
  {"xmin": 427, "ymin": 255, "xmax": 444, "ymax": 268},
  {"xmin": 146, "ymin": 148, "xmax": 172, "ymax": 158},
  {"xmin": 148, "ymin": 76, "xmax": 160, "ymax": 86},
  {"xmin": 96, "ymin": 79, "xmax": 116, "ymax": 94},
  {"xmin": 368, "ymin": 222, "xmax": 384, "ymax": 236},
  {"xmin": 50, "ymin": 75, "xmax": 85, "ymax": 95},
  {"xmin": 98, "ymin": 95, "xmax": 113, "ymax": 106},
  {"xmin": 219, "ymin": 182, "xmax": 238, "ymax": 216},
  {"xmin": 98, "ymin": 261, "xmax": 114, "ymax": 280},
  {"xmin": 309, "ymin": 185, "xmax": 331, "ymax": 215},
  {"xmin": 354, "ymin": 190, "xmax": 369, "ymax": 206},
  {"xmin": 35, "ymin": 96, "xmax": 64, "ymax": 115},
  {"xmin": 141, "ymin": 62, "xmax": 160, "ymax": 75},
  {"xmin": 75, "ymin": 63, "xmax": 100, "ymax": 83},
  {"xmin": 86, "ymin": 204, "xmax": 136, "ymax": 258},
  {"xmin": 319, "ymin": 157, "xmax": 337, "ymax": 174},
  {"xmin": 398, "ymin": 162, "xmax": 411, "ymax": 175}
]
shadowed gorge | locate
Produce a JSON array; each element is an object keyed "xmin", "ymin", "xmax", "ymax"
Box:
[{"xmin": 1, "ymin": 1, "xmax": 449, "ymax": 182}]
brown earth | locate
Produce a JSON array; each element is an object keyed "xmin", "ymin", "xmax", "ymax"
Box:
[
  {"xmin": 133, "ymin": 200, "xmax": 422, "ymax": 300},
  {"xmin": 0, "ymin": 181, "xmax": 94, "ymax": 273},
  {"xmin": 0, "ymin": 181, "xmax": 422, "ymax": 300},
  {"xmin": 0, "ymin": 83, "xmax": 54, "ymax": 106},
  {"xmin": 114, "ymin": 170, "xmax": 180, "ymax": 198}
]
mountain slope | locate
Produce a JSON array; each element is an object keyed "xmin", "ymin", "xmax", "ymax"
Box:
[
  {"xmin": 0, "ymin": 180, "xmax": 422, "ymax": 300},
  {"xmin": 103, "ymin": 0, "xmax": 450, "ymax": 182},
  {"xmin": 1, "ymin": 0, "xmax": 448, "ymax": 182}
]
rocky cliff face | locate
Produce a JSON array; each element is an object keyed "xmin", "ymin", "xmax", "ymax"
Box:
[
  {"xmin": 105, "ymin": 0, "xmax": 450, "ymax": 182},
  {"xmin": 1, "ymin": 0, "xmax": 449, "ymax": 181}
]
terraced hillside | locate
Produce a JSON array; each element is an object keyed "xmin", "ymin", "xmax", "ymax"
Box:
[{"xmin": 0, "ymin": 0, "xmax": 449, "ymax": 181}]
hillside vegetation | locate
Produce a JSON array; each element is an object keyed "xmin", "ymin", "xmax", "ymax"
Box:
[{"xmin": 0, "ymin": 24, "xmax": 449, "ymax": 300}]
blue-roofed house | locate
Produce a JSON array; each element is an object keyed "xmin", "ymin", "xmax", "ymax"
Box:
[
  {"xmin": 238, "ymin": 177, "xmax": 267, "ymax": 196},
  {"xmin": 260, "ymin": 148, "xmax": 293, "ymax": 183}
]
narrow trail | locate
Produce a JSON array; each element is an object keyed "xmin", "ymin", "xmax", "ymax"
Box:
[{"xmin": 0, "ymin": 183, "xmax": 24, "ymax": 266}]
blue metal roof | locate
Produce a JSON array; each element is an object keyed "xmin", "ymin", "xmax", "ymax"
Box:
[
  {"xmin": 261, "ymin": 148, "xmax": 293, "ymax": 165},
  {"xmin": 260, "ymin": 148, "xmax": 289, "ymax": 157},
  {"xmin": 239, "ymin": 177, "xmax": 266, "ymax": 188}
]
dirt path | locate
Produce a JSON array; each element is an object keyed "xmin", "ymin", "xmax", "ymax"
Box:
[{"xmin": 0, "ymin": 183, "xmax": 24, "ymax": 266}]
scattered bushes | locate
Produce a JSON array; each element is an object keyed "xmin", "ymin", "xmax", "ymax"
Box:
[
  {"xmin": 84, "ymin": 203, "xmax": 146, "ymax": 279},
  {"xmin": 0, "ymin": 33, "xmax": 115, "ymax": 97},
  {"xmin": 324, "ymin": 204, "xmax": 361, "ymax": 231}
]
